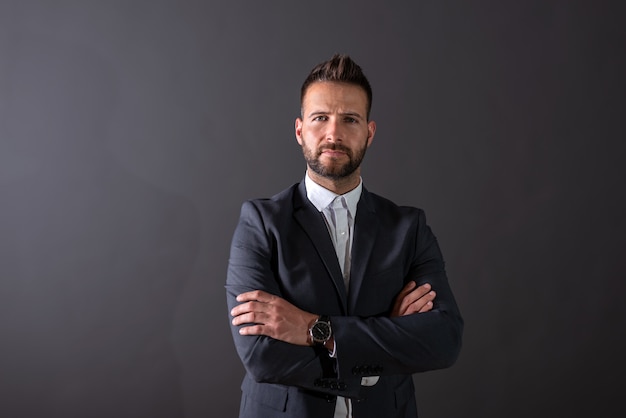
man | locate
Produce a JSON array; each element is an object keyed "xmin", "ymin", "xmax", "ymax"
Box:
[{"xmin": 226, "ymin": 54, "xmax": 463, "ymax": 418}]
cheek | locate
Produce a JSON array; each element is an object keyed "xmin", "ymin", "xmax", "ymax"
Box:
[
  {"xmin": 303, "ymin": 124, "xmax": 322, "ymax": 136},
  {"xmin": 301, "ymin": 127, "xmax": 323, "ymax": 145}
]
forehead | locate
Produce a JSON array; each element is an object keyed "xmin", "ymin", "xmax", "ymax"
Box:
[{"xmin": 302, "ymin": 81, "xmax": 368, "ymax": 113}]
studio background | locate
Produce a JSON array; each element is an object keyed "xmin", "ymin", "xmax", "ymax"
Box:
[{"xmin": 1, "ymin": 1, "xmax": 625, "ymax": 417}]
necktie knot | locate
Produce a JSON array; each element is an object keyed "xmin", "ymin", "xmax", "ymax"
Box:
[{"xmin": 331, "ymin": 196, "xmax": 346, "ymax": 211}]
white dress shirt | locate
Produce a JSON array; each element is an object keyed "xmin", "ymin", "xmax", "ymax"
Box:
[{"xmin": 304, "ymin": 173, "xmax": 378, "ymax": 418}]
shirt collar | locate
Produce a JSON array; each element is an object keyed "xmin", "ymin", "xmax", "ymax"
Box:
[{"xmin": 304, "ymin": 172, "xmax": 362, "ymax": 216}]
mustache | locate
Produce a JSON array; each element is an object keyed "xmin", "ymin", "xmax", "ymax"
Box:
[{"xmin": 318, "ymin": 144, "xmax": 351, "ymax": 154}]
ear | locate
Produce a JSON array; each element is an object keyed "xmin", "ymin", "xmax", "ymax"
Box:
[
  {"xmin": 366, "ymin": 120, "xmax": 376, "ymax": 147},
  {"xmin": 295, "ymin": 117, "xmax": 304, "ymax": 146}
]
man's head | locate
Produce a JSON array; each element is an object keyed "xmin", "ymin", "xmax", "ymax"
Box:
[
  {"xmin": 296, "ymin": 54, "xmax": 376, "ymax": 193},
  {"xmin": 300, "ymin": 54, "xmax": 373, "ymax": 120}
]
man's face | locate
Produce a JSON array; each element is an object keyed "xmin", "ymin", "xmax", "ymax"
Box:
[{"xmin": 295, "ymin": 81, "xmax": 376, "ymax": 181}]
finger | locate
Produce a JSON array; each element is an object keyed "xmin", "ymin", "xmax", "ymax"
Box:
[
  {"xmin": 230, "ymin": 300, "xmax": 268, "ymax": 317},
  {"xmin": 404, "ymin": 283, "xmax": 431, "ymax": 302},
  {"xmin": 398, "ymin": 281, "xmax": 417, "ymax": 298},
  {"xmin": 405, "ymin": 291, "xmax": 436, "ymax": 315},
  {"xmin": 392, "ymin": 281, "xmax": 417, "ymax": 314},
  {"xmin": 231, "ymin": 311, "xmax": 268, "ymax": 326},
  {"xmin": 397, "ymin": 284, "xmax": 432, "ymax": 315},
  {"xmin": 418, "ymin": 300, "xmax": 434, "ymax": 313},
  {"xmin": 238, "ymin": 324, "xmax": 267, "ymax": 336},
  {"xmin": 236, "ymin": 290, "xmax": 274, "ymax": 303}
]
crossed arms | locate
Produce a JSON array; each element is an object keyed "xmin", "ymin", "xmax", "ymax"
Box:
[
  {"xmin": 225, "ymin": 198, "xmax": 463, "ymax": 398},
  {"xmin": 231, "ymin": 281, "xmax": 436, "ymax": 348}
]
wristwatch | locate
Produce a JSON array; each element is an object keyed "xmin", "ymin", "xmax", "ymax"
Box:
[{"xmin": 309, "ymin": 315, "xmax": 332, "ymax": 345}]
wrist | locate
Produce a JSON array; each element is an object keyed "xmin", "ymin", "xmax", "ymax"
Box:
[{"xmin": 308, "ymin": 315, "xmax": 332, "ymax": 346}]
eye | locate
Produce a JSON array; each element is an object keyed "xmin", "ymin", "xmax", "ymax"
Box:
[
  {"xmin": 344, "ymin": 117, "xmax": 358, "ymax": 123},
  {"xmin": 313, "ymin": 115, "xmax": 328, "ymax": 122}
]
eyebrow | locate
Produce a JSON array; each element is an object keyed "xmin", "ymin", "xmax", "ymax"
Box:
[{"xmin": 307, "ymin": 110, "xmax": 364, "ymax": 120}]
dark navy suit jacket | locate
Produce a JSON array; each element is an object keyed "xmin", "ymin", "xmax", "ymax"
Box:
[{"xmin": 226, "ymin": 181, "xmax": 463, "ymax": 418}]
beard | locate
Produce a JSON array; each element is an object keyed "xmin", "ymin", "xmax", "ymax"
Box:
[{"xmin": 302, "ymin": 142, "xmax": 368, "ymax": 180}]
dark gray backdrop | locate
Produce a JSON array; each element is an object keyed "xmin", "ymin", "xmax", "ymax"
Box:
[{"xmin": 1, "ymin": 1, "xmax": 625, "ymax": 417}]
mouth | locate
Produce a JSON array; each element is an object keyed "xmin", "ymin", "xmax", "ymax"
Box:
[
  {"xmin": 320, "ymin": 149, "xmax": 347, "ymax": 158},
  {"xmin": 319, "ymin": 146, "xmax": 350, "ymax": 158}
]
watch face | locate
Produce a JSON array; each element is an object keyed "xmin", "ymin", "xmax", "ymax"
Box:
[{"xmin": 312, "ymin": 321, "xmax": 331, "ymax": 342}]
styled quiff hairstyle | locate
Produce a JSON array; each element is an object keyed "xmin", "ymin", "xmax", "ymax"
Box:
[{"xmin": 300, "ymin": 54, "xmax": 373, "ymax": 119}]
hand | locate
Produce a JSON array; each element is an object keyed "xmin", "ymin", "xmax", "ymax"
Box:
[
  {"xmin": 390, "ymin": 281, "xmax": 435, "ymax": 317},
  {"xmin": 231, "ymin": 290, "xmax": 318, "ymax": 346}
]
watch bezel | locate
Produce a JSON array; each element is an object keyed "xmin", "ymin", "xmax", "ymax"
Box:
[{"xmin": 309, "ymin": 315, "xmax": 332, "ymax": 344}]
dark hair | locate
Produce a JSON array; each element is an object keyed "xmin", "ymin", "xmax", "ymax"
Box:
[{"xmin": 300, "ymin": 54, "xmax": 373, "ymax": 119}]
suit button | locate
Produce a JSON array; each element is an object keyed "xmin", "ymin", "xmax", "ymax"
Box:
[{"xmin": 338, "ymin": 382, "xmax": 347, "ymax": 391}]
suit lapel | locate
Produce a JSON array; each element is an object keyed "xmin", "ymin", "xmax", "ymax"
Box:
[
  {"xmin": 348, "ymin": 188, "xmax": 379, "ymax": 313},
  {"xmin": 293, "ymin": 182, "xmax": 348, "ymax": 312}
]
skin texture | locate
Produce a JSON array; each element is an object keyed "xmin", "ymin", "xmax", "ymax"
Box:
[
  {"xmin": 296, "ymin": 81, "xmax": 375, "ymax": 195},
  {"xmin": 230, "ymin": 81, "xmax": 436, "ymax": 347}
]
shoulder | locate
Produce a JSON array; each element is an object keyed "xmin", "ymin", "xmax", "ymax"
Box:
[
  {"xmin": 239, "ymin": 183, "xmax": 302, "ymax": 218},
  {"xmin": 363, "ymin": 188, "xmax": 426, "ymax": 220},
  {"xmin": 363, "ymin": 189, "xmax": 439, "ymax": 250}
]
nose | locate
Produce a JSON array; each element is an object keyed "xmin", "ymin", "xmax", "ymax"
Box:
[{"xmin": 325, "ymin": 119, "xmax": 342, "ymax": 142}]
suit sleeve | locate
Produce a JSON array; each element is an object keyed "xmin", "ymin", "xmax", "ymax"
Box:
[
  {"xmin": 225, "ymin": 201, "xmax": 362, "ymax": 397},
  {"xmin": 331, "ymin": 209, "xmax": 463, "ymax": 380}
]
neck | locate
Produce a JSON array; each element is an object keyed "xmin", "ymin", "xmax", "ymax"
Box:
[{"xmin": 307, "ymin": 168, "xmax": 361, "ymax": 195}]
